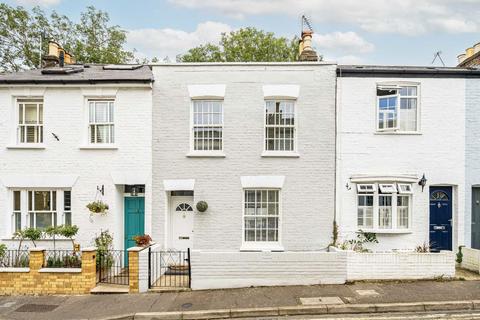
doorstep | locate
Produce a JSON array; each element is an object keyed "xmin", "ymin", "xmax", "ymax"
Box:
[{"xmin": 90, "ymin": 284, "xmax": 129, "ymax": 294}]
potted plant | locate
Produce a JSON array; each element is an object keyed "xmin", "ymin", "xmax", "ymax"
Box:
[
  {"xmin": 86, "ymin": 200, "xmax": 109, "ymax": 215},
  {"xmin": 133, "ymin": 234, "xmax": 152, "ymax": 247},
  {"xmin": 196, "ymin": 200, "xmax": 208, "ymax": 213}
]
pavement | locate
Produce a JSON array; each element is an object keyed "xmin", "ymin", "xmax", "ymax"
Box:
[{"xmin": 2, "ymin": 278, "xmax": 480, "ymax": 319}]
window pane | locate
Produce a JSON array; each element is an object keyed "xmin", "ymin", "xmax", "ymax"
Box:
[
  {"xmin": 35, "ymin": 213, "xmax": 52, "ymax": 229},
  {"xmin": 18, "ymin": 104, "xmax": 23, "ymax": 124},
  {"xmin": 13, "ymin": 191, "xmax": 21, "ymax": 211},
  {"xmin": 64, "ymin": 212, "xmax": 72, "ymax": 226},
  {"xmin": 94, "ymin": 102, "xmax": 109, "ymax": 122},
  {"xmin": 96, "ymin": 125, "xmax": 109, "ymax": 143},
  {"xmin": 378, "ymin": 195, "xmax": 392, "ymax": 229},
  {"xmin": 64, "ymin": 191, "xmax": 71, "ymax": 210},
  {"xmin": 34, "ymin": 191, "xmax": 51, "ymax": 211},
  {"xmin": 14, "ymin": 212, "xmax": 21, "ymax": 232},
  {"xmin": 24, "ymin": 104, "xmax": 38, "ymax": 124}
]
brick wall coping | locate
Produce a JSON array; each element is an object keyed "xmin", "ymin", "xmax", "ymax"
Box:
[
  {"xmin": 81, "ymin": 247, "xmax": 97, "ymax": 252},
  {"xmin": 29, "ymin": 247, "xmax": 46, "ymax": 252},
  {"xmin": 0, "ymin": 267, "xmax": 29, "ymax": 273},
  {"xmin": 38, "ymin": 268, "xmax": 82, "ymax": 273},
  {"xmin": 127, "ymin": 246, "xmax": 148, "ymax": 252}
]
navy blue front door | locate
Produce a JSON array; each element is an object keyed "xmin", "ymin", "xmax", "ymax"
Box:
[{"xmin": 429, "ymin": 186, "xmax": 452, "ymax": 251}]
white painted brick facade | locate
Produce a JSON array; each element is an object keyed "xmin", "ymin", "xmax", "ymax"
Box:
[
  {"xmin": 0, "ymin": 85, "xmax": 152, "ymax": 250},
  {"xmin": 337, "ymin": 77, "xmax": 466, "ymax": 251},
  {"xmin": 191, "ymin": 250, "xmax": 347, "ymax": 289},
  {"xmin": 151, "ymin": 63, "xmax": 337, "ymax": 251}
]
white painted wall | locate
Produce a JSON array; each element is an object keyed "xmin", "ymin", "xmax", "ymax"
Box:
[
  {"xmin": 190, "ymin": 250, "xmax": 347, "ymax": 289},
  {"xmin": 461, "ymin": 247, "xmax": 480, "ymax": 272},
  {"xmin": 0, "ymin": 85, "xmax": 152, "ymax": 250},
  {"xmin": 337, "ymin": 77, "xmax": 466, "ymax": 251},
  {"xmin": 346, "ymin": 250, "xmax": 455, "ymax": 280},
  {"xmin": 152, "ymin": 63, "xmax": 337, "ymax": 252}
]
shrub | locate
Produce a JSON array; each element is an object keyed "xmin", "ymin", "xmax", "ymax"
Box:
[
  {"xmin": 24, "ymin": 228, "xmax": 42, "ymax": 247},
  {"xmin": 86, "ymin": 200, "xmax": 109, "ymax": 214},
  {"xmin": 196, "ymin": 201, "xmax": 208, "ymax": 212}
]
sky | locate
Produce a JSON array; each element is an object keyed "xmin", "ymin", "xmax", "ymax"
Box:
[{"xmin": 4, "ymin": 0, "xmax": 480, "ymax": 66}]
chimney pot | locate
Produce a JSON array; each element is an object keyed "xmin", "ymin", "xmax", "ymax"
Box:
[
  {"xmin": 466, "ymin": 47, "xmax": 475, "ymax": 58},
  {"xmin": 458, "ymin": 53, "xmax": 466, "ymax": 64},
  {"xmin": 298, "ymin": 30, "xmax": 318, "ymax": 61}
]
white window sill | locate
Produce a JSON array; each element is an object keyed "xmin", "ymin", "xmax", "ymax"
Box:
[
  {"xmin": 6, "ymin": 144, "xmax": 46, "ymax": 150},
  {"xmin": 186, "ymin": 151, "xmax": 226, "ymax": 158},
  {"xmin": 374, "ymin": 131, "xmax": 422, "ymax": 135},
  {"xmin": 357, "ymin": 229, "xmax": 412, "ymax": 234},
  {"xmin": 240, "ymin": 243, "xmax": 284, "ymax": 252},
  {"xmin": 38, "ymin": 268, "xmax": 81, "ymax": 273},
  {"xmin": 261, "ymin": 151, "xmax": 300, "ymax": 158},
  {"xmin": 79, "ymin": 145, "xmax": 118, "ymax": 150},
  {"xmin": 0, "ymin": 267, "xmax": 29, "ymax": 273}
]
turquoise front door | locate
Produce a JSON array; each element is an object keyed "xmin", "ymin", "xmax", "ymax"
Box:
[{"xmin": 124, "ymin": 197, "xmax": 145, "ymax": 263}]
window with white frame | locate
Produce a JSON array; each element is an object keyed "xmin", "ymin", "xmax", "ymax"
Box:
[
  {"xmin": 244, "ymin": 189, "xmax": 280, "ymax": 243},
  {"xmin": 377, "ymin": 85, "xmax": 419, "ymax": 132},
  {"xmin": 17, "ymin": 98, "xmax": 43, "ymax": 144},
  {"xmin": 265, "ymin": 100, "xmax": 295, "ymax": 151},
  {"xmin": 356, "ymin": 183, "xmax": 412, "ymax": 230},
  {"xmin": 11, "ymin": 189, "xmax": 72, "ymax": 233},
  {"xmin": 89, "ymin": 100, "xmax": 114, "ymax": 144},
  {"xmin": 192, "ymin": 100, "xmax": 223, "ymax": 151}
]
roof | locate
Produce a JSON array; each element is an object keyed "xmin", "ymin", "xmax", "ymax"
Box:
[
  {"xmin": 337, "ymin": 65, "xmax": 480, "ymax": 78},
  {"xmin": 0, "ymin": 64, "xmax": 154, "ymax": 84}
]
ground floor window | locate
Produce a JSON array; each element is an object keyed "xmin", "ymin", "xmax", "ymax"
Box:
[
  {"xmin": 244, "ymin": 189, "xmax": 280, "ymax": 243},
  {"xmin": 11, "ymin": 189, "xmax": 72, "ymax": 232},
  {"xmin": 356, "ymin": 183, "xmax": 411, "ymax": 230}
]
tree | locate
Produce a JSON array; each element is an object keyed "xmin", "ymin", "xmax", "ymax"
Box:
[
  {"xmin": 0, "ymin": 4, "xmax": 134, "ymax": 72},
  {"xmin": 179, "ymin": 27, "xmax": 302, "ymax": 63}
]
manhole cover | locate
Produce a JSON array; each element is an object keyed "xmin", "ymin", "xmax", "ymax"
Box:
[
  {"xmin": 181, "ymin": 303, "xmax": 193, "ymax": 309},
  {"xmin": 15, "ymin": 304, "xmax": 59, "ymax": 313},
  {"xmin": 299, "ymin": 297, "xmax": 344, "ymax": 305}
]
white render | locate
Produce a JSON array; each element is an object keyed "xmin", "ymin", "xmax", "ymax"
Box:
[
  {"xmin": 0, "ymin": 84, "xmax": 152, "ymax": 250},
  {"xmin": 152, "ymin": 63, "xmax": 337, "ymax": 252},
  {"xmin": 336, "ymin": 76, "xmax": 466, "ymax": 251}
]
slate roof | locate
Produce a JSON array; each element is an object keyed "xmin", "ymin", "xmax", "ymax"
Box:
[
  {"xmin": 0, "ymin": 64, "xmax": 153, "ymax": 84},
  {"xmin": 338, "ymin": 65, "xmax": 480, "ymax": 78}
]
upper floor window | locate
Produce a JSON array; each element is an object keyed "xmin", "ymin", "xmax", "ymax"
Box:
[
  {"xmin": 89, "ymin": 100, "xmax": 114, "ymax": 144},
  {"xmin": 192, "ymin": 100, "xmax": 223, "ymax": 151},
  {"xmin": 17, "ymin": 98, "xmax": 43, "ymax": 144},
  {"xmin": 265, "ymin": 100, "xmax": 295, "ymax": 151},
  {"xmin": 377, "ymin": 84, "xmax": 419, "ymax": 132}
]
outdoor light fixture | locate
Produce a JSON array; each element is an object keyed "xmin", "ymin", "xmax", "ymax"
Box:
[
  {"xmin": 130, "ymin": 186, "xmax": 138, "ymax": 197},
  {"xmin": 418, "ymin": 174, "xmax": 427, "ymax": 192},
  {"xmin": 97, "ymin": 185, "xmax": 105, "ymax": 196}
]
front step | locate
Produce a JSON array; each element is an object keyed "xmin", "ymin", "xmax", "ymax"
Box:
[{"xmin": 90, "ymin": 284, "xmax": 129, "ymax": 294}]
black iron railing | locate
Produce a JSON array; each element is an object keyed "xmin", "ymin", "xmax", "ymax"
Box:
[
  {"xmin": 97, "ymin": 250, "xmax": 129, "ymax": 285},
  {"xmin": 44, "ymin": 250, "xmax": 81, "ymax": 268},
  {"xmin": 0, "ymin": 250, "xmax": 29, "ymax": 268},
  {"xmin": 149, "ymin": 248, "xmax": 190, "ymax": 288}
]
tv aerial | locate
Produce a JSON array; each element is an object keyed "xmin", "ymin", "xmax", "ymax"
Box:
[{"xmin": 432, "ymin": 51, "xmax": 445, "ymax": 67}]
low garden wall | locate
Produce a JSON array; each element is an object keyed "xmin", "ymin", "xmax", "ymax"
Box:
[
  {"xmin": 344, "ymin": 249, "xmax": 455, "ymax": 280},
  {"xmin": 461, "ymin": 247, "xmax": 480, "ymax": 273},
  {"xmin": 190, "ymin": 250, "xmax": 347, "ymax": 290},
  {"xmin": 0, "ymin": 247, "xmax": 96, "ymax": 295}
]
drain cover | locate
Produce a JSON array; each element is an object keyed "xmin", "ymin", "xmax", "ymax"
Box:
[
  {"xmin": 15, "ymin": 304, "xmax": 59, "ymax": 313},
  {"xmin": 181, "ymin": 303, "xmax": 193, "ymax": 309}
]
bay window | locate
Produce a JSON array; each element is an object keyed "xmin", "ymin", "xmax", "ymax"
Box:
[
  {"xmin": 356, "ymin": 183, "xmax": 411, "ymax": 231},
  {"xmin": 377, "ymin": 84, "xmax": 419, "ymax": 132}
]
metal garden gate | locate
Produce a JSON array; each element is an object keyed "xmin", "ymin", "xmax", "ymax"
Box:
[
  {"xmin": 97, "ymin": 250, "xmax": 129, "ymax": 285},
  {"xmin": 148, "ymin": 248, "xmax": 190, "ymax": 289}
]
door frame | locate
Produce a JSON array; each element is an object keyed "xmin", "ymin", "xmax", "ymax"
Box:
[
  {"xmin": 167, "ymin": 195, "xmax": 194, "ymax": 250},
  {"xmin": 123, "ymin": 195, "xmax": 145, "ymax": 251},
  {"xmin": 429, "ymin": 185, "xmax": 454, "ymax": 251}
]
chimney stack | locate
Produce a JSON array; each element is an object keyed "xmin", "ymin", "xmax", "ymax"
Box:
[
  {"xmin": 42, "ymin": 40, "xmax": 76, "ymax": 68},
  {"xmin": 298, "ymin": 30, "xmax": 319, "ymax": 62}
]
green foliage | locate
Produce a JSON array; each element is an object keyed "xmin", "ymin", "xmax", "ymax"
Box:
[
  {"xmin": 94, "ymin": 230, "xmax": 113, "ymax": 268},
  {"xmin": 331, "ymin": 220, "xmax": 339, "ymax": 247},
  {"xmin": 456, "ymin": 245, "xmax": 464, "ymax": 264},
  {"xmin": 0, "ymin": 244, "xmax": 6, "ymax": 259},
  {"xmin": 415, "ymin": 242, "xmax": 431, "ymax": 253},
  {"xmin": 179, "ymin": 27, "xmax": 304, "ymax": 63},
  {"xmin": 86, "ymin": 200, "xmax": 109, "ymax": 214},
  {"xmin": 196, "ymin": 201, "xmax": 208, "ymax": 212},
  {"xmin": 0, "ymin": 4, "xmax": 134, "ymax": 72},
  {"xmin": 46, "ymin": 253, "xmax": 81, "ymax": 268},
  {"xmin": 23, "ymin": 228, "xmax": 42, "ymax": 247},
  {"xmin": 338, "ymin": 230, "xmax": 379, "ymax": 252},
  {"xmin": 58, "ymin": 224, "xmax": 79, "ymax": 250}
]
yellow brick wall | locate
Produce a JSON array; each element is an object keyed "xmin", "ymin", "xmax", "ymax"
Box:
[
  {"xmin": 0, "ymin": 249, "xmax": 97, "ymax": 295},
  {"xmin": 128, "ymin": 250, "xmax": 139, "ymax": 293}
]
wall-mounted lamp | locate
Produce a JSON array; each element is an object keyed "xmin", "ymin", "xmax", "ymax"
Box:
[
  {"xmin": 345, "ymin": 182, "xmax": 351, "ymax": 190},
  {"xmin": 130, "ymin": 186, "xmax": 138, "ymax": 197},
  {"xmin": 97, "ymin": 185, "xmax": 105, "ymax": 196},
  {"xmin": 418, "ymin": 174, "xmax": 427, "ymax": 192},
  {"xmin": 51, "ymin": 132, "xmax": 60, "ymax": 141}
]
